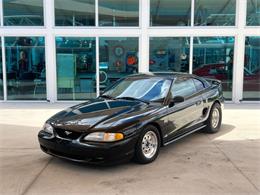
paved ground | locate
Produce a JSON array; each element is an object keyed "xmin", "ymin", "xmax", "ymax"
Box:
[{"xmin": 0, "ymin": 102, "xmax": 259, "ymax": 195}]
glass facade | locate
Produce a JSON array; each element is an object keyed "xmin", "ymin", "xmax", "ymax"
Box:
[
  {"xmin": 99, "ymin": 0, "xmax": 139, "ymax": 26},
  {"xmin": 149, "ymin": 37, "xmax": 190, "ymax": 72},
  {"xmin": 0, "ymin": 40, "xmax": 3, "ymax": 100},
  {"xmin": 56, "ymin": 37, "xmax": 96, "ymax": 100},
  {"xmin": 243, "ymin": 37, "xmax": 260, "ymax": 100},
  {"xmin": 194, "ymin": 0, "xmax": 236, "ymax": 26},
  {"xmin": 55, "ymin": 0, "xmax": 95, "ymax": 26},
  {"xmin": 5, "ymin": 37, "xmax": 46, "ymax": 100},
  {"xmin": 150, "ymin": 0, "xmax": 191, "ymax": 26},
  {"xmin": 246, "ymin": 0, "xmax": 260, "ymax": 26},
  {"xmin": 3, "ymin": 0, "xmax": 44, "ymax": 26},
  {"xmin": 99, "ymin": 37, "xmax": 138, "ymax": 91},
  {"xmin": 0, "ymin": 1, "xmax": 259, "ymax": 102},
  {"xmin": 193, "ymin": 37, "xmax": 234, "ymax": 100}
]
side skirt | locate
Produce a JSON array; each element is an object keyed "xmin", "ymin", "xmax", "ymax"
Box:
[{"xmin": 163, "ymin": 125, "xmax": 206, "ymax": 146}]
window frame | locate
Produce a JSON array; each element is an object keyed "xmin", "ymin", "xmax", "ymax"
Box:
[
  {"xmin": 54, "ymin": 0, "xmax": 96, "ymax": 27},
  {"xmin": 149, "ymin": 0, "xmax": 192, "ymax": 27},
  {"xmin": 98, "ymin": 0, "xmax": 140, "ymax": 27},
  {"xmin": 3, "ymin": 0, "xmax": 45, "ymax": 27}
]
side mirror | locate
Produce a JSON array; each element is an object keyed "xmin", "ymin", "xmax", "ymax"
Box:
[{"xmin": 169, "ymin": 96, "xmax": 185, "ymax": 107}]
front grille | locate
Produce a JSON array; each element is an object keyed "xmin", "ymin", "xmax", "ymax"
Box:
[{"xmin": 55, "ymin": 128, "xmax": 82, "ymax": 140}]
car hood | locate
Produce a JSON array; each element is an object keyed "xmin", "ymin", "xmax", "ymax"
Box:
[{"xmin": 48, "ymin": 98, "xmax": 161, "ymax": 133}]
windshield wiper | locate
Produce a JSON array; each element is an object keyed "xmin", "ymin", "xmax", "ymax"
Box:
[
  {"xmin": 99, "ymin": 94, "xmax": 115, "ymax": 100},
  {"xmin": 116, "ymin": 97, "xmax": 150, "ymax": 104}
]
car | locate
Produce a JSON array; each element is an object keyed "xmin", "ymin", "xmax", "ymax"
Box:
[
  {"xmin": 38, "ymin": 72, "xmax": 224, "ymax": 164},
  {"xmin": 193, "ymin": 63, "xmax": 260, "ymax": 91}
]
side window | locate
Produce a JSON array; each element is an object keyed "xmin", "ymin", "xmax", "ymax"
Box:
[
  {"xmin": 193, "ymin": 79, "xmax": 205, "ymax": 92},
  {"xmin": 171, "ymin": 78, "xmax": 197, "ymax": 98}
]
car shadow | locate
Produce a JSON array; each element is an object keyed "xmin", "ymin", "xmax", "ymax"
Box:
[{"xmin": 153, "ymin": 123, "xmax": 235, "ymax": 155}]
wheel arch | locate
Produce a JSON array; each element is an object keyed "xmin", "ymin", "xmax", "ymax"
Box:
[
  {"xmin": 213, "ymin": 100, "xmax": 221, "ymax": 106},
  {"xmin": 207, "ymin": 100, "xmax": 222, "ymax": 117},
  {"xmin": 145, "ymin": 122, "xmax": 164, "ymax": 147}
]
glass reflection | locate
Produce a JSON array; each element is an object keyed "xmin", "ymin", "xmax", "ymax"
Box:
[
  {"xmin": 194, "ymin": 0, "xmax": 236, "ymax": 26},
  {"xmin": 149, "ymin": 37, "xmax": 190, "ymax": 72},
  {"xmin": 150, "ymin": 0, "xmax": 191, "ymax": 26},
  {"xmin": 99, "ymin": 0, "xmax": 139, "ymax": 26},
  {"xmin": 99, "ymin": 37, "xmax": 138, "ymax": 91},
  {"xmin": 3, "ymin": 0, "xmax": 44, "ymax": 26},
  {"xmin": 193, "ymin": 37, "xmax": 234, "ymax": 100},
  {"xmin": 243, "ymin": 37, "xmax": 260, "ymax": 100},
  {"xmin": 103, "ymin": 77, "xmax": 171, "ymax": 102},
  {"xmin": 5, "ymin": 37, "xmax": 46, "ymax": 100},
  {"xmin": 56, "ymin": 37, "xmax": 96, "ymax": 100},
  {"xmin": 246, "ymin": 0, "xmax": 260, "ymax": 26},
  {"xmin": 55, "ymin": 0, "xmax": 95, "ymax": 26}
]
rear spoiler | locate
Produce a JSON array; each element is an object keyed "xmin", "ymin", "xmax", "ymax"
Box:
[{"xmin": 204, "ymin": 78, "xmax": 224, "ymax": 102}]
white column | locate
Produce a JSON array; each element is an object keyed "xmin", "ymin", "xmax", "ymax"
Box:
[
  {"xmin": 95, "ymin": 36, "xmax": 100, "ymax": 97},
  {"xmin": 44, "ymin": 0, "xmax": 56, "ymax": 102},
  {"xmin": 95, "ymin": 0, "xmax": 99, "ymax": 27},
  {"xmin": 139, "ymin": 0, "xmax": 149, "ymax": 73},
  {"xmin": 233, "ymin": 0, "xmax": 247, "ymax": 103},
  {"xmin": 189, "ymin": 0, "xmax": 195, "ymax": 74},
  {"xmin": 189, "ymin": 36, "xmax": 193, "ymax": 74},
  {"xmin": 190, "ymin": 0, "xmax": 195, "ymax": 26},
  {"xmin": 0, "ymin": 0, "xmax": 3, "ymax": 26}
]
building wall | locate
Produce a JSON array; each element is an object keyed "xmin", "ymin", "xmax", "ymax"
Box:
[{"xmin": 0, "ymin": 0, "xmax": 259, "ymax": 103}]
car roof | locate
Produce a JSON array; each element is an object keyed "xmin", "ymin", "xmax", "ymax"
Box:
[{"xmin": 127, "ymin": 72, "xmax": 194, "ymax": 79}]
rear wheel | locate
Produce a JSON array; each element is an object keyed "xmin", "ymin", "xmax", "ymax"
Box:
[
  {"xmin": 134, "ymin": 125, "xmax": 160, "ymax": 164},
  {"xmin": 203, "ymin": 103, "xmax": 222, "ymax": 133}
]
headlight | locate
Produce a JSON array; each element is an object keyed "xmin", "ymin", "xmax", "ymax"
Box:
[
  {"xmin": 83, "ymin": 132, "xmax": 124, "ymax": 142},
  {"xmin": 43, "ymin": 123, "xmax": 54, "ymax": 135}
]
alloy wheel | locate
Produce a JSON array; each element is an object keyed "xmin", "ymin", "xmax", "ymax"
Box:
[
  {"xmin": 211, "ymin": 108, "xmax": 220, "ymax": 128},
  {"xmin": 141, "ymin": 131, "xmax": 158, "ymax": 159}
]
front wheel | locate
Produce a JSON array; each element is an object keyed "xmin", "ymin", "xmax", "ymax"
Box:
[
  {"xmin": 203, "ymin": 103, "xmax": 222, "ymax": 133},
  {"xmin": 134, "ymin": 125, "xmax": 160, "ymax": 164}
]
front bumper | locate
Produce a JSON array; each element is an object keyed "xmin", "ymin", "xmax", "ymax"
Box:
[{"xmin": 38, "ymin": 131, "xmax": 138, "ymax": 164}]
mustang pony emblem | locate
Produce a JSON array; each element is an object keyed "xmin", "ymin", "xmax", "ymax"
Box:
[{"xmin": 64, "ymin": 131, "xmax": 72, "ymax": 135}]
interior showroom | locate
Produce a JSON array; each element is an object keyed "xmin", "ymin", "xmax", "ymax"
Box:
[{"xmin": 0, "ymin": 0, "xmax": 259, "ymax": 103}]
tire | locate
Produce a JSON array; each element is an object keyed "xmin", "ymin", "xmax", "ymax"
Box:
[
  {"xmin": 203, "ymin": 103, "xmax": 222, "ymax": 133},
  {"xmin": 134, "ymin": 125, "xmax": 160, "ymax": 164}
]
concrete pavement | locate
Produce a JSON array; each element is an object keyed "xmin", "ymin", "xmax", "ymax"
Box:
[{"xmin": 0, "ymin": 103, "xmax": 259, "ymax": 195}]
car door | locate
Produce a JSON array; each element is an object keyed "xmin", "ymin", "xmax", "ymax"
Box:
[{"xmin": 164, "ymin": 77, "xmax": 203, "ymax": 142}]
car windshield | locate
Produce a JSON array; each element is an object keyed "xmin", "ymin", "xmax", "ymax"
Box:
[{"xmin": 102, "ymin": 77, "xmax": 172, "ymax": 102}]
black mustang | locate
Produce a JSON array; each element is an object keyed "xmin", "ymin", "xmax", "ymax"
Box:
[{"xmin": 38, "ymin": 73, "xmax": 224, "ymax": 164}]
